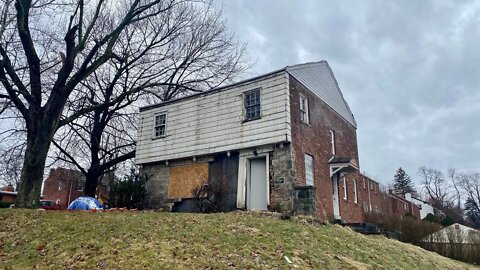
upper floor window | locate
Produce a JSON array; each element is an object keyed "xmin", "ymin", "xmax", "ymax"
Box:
[
  {"xmin": 58, "ymin": 180, "xmax": 64, "ymax": 191},
  {"xmin": 330, "ymin": 130, "xmax": 336, "ymax": 155},
  {"xmin": 154, "ymin": 113, "xmax": 167, "ymax": 138},
  {"xmin": 244, "ymin": 89, "xmax": 261, "ymax": 121},
  {"xmin": 304, "ymin": 154, "xmax": 314, "ymax": 186},
  {"xmin": 362, "ymin": 177, "xmax": 366, "ymax": 189},
  {"xmin": 342, "ymin": 176, "xmax": 348, "ymax": 200},
  {"xmin": 300, "ymin": 95, "xmax": 309, "ymax": 124}
]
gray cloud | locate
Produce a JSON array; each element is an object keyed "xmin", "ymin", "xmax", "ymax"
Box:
[{"xmin": 220, "ymin": 0, "xmax": 480, "ymax": 184}]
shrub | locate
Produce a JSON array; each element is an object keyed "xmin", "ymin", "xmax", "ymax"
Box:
[
  {"xmin": 365, "ymin": 212, "xmax": 442, "ymax": 244},
  {"xmin": 0, "ymin": 201, "xmax": 12, "ymax": 208},
  {"xmin": 191, "ymin": 180, "xmax": 226, "ymax": 213},
  {"xmin": 109, "ymin": 169, "xmax": 150, "ymax": 209}
]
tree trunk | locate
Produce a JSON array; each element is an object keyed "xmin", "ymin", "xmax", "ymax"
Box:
[
  {"xmin": 84, "ymin": 167, "xmax": 102, "ymax": 197},
  {"xmin": 15, "ymin": 126, "xmax": 53, "ymax": 208}
]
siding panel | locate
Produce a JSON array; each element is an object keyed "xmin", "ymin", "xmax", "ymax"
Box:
[{"xmin": 136, "ymin": 72, "xmax": 290, "ymax": 164}]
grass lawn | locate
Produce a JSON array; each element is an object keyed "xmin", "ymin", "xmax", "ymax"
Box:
[{"xmin": 0, "ymin": 209, "xmax": 477, "ymax": 269}]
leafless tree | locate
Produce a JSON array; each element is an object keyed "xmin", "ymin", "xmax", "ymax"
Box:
[
  {"xmin": 418, "ymin": 166, "xmax": 453, "ymax": 211},
  {"xmin": 0, "ymin": 0, "xmax": 246, "ymax": 207},
  {"xmin": 448, "ymin": 167, "xmax": 463, "ymax": 209},
  {"xmin": 458, "ymin": 172, "xmax": 480, "ymax": 228}
]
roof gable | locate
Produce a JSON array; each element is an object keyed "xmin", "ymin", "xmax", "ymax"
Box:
[{"xmin": 286, "ymin": 61, "xmax": 357, "ymax": 127}]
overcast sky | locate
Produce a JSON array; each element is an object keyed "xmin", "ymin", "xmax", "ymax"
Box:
[{"xmin": 219, "ymin": 1, "xmax": 480, "ymax": 185}]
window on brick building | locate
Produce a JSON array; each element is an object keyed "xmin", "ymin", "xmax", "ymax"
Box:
[
  {"xmin": 244, "ymin": 89, "xmax": 261, "ymax": 121},
  {"xmin": 330, "ymin": 130, "xmax": 336, "ymax": 155},
  {"xmin": 363, "ymin": 201, "xmax": 369, "ymax": 213},
  {"xmin": 353, "ymin": 179, "xmax": 358, "ymax": 204},
  {"xmin": 304, "ymin": 154, "xmax": 314, "ymax": 186},
  {"xmin": 362, "ymin": 177, "xmax": 366, "ymax": 189},
  {"xmin": 77, "ymin": 179, "xmax": 85, "ymax": 191},
  {"xmin": 58, "ymin": 180, "xmax": 64, "ymax": 191},
  {"xmin": 299, "ymin": 94, "xmax": 309, "ymax": 124},
  {"xmin": 342, "ymin": 176, "xmax": 347, "ymax": 200}
]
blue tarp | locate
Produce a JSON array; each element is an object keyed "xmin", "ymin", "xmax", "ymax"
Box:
[{"xmin": 67, "ymin": 196, "xmax": 104, "ymax": 210}]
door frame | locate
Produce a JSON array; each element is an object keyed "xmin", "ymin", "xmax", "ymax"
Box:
[
  {"xmin": 332, "ymin": 172, "xmax": 341, "ymax": 219},
  {"xmin": 245, "ymin": 156, "xmax": 269, "ymax": 210},
  {"xmin": 236, "ymin": 147, "xmax": 271, "ymax": 209}
]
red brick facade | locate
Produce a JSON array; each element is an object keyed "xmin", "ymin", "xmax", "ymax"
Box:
[
  {"xmin": 0, "ymin": 185, "xmax": 17, "ymax": 204},
  {"xmin": 289, "ymin": 75, "xmax": 421, "ymax": 222},
  {"xmin": 42, "ymin": 168, "xmax": 109, "ymax": 209}
]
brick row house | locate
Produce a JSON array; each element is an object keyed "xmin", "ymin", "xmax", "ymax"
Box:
[
  {"xmin": 42, "ymin": 168, "xmax": 109, "ymax": 209},
  {"xmin": 0, "ymin": 185, "xmax": 17, "ymax": 205},
  {"xmin": 135, "ymin": 61, "xmax": 421, "ymax": 222}
]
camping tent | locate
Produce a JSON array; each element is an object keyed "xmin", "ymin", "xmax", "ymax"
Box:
[{"xmin": 67, "ymin": 196, "xmax": 104, "ymax": 210}]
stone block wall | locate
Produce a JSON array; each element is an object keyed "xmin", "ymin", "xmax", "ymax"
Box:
[
  {"xmin": 294, "ymin": 186, "xmax": 316, "ymax": 215},
  {"xmin": 142, "ymin": 163, "xmax": 170, "ymax": 209},
  {"xmin": 270, "ymin": 143, "xmax": 296, "ymax": 214}
]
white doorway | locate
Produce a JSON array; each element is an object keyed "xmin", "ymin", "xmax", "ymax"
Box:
[
  {"xmin": 246, "ymin": 157, "xmax": 268, "ymax": 210},
  {"xmin": 332, "ymin": 173, "xmax": 341, "ymax": 219}
]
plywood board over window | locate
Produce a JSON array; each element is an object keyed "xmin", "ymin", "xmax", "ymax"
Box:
[{"xmin": 168, "ymin": 163, "xmax": 209, "ymax": 199}]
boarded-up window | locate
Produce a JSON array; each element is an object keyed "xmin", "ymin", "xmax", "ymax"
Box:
[
  {"xmin": 168, "ymin": 163, "xmax": 208, "ymax": 199},
  {"xmin": 304, "ymin": 154, "xmax": 314, "ymax": 186}
]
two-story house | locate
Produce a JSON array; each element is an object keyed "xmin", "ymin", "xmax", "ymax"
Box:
[{"xmin": 136, "ymin": 61, "xmax": 367, "ymax": 222}]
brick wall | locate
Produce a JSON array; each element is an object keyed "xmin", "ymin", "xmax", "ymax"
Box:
[{"xmin": 289, "ymin": 75, "xmax": 361, "ymax": 221}]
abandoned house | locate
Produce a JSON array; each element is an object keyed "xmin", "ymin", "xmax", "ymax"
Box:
[{"xmin": 136, "ymin": 61, "xmax": 381, "ymax": 222}]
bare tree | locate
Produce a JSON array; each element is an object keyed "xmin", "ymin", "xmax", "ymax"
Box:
[
  {"xmin": 448, "ymin": 167, "xmax": 462, "ymax": 209},
  {"xmin": 0, "ymin": 0, "xmax": 246, "ymax": 207},
  {"xmin": 418, "ymin": 166, "xmax": 453, "ymax": 211},
  {"xmin": 459, "ymin": 172, "xmax": 480, "ymax": 228}
]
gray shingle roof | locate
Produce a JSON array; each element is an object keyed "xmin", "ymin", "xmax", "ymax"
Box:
[{"xmin": 286, "ymin": 61, "xmax": 357, "ymax": 127}]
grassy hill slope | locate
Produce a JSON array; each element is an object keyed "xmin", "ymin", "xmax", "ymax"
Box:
[{"xmin": 0, "ymin": 210, "xmax": 476, "ymax": 269}]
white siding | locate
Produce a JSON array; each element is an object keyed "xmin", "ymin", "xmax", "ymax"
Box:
[{"xmin": 136, "ymin": 72, "xmax": 291, "ymax": 164}]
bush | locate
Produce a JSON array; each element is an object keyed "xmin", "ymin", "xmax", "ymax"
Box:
[
  {"xmin": 0, "ymin": 201, "xmax": 12, "ymax": 208},
  {"xmin": 191, "ymin": 180, "xmax": 226, "ymax": 213},
  {"xmin": 441, "ymin": 216, "xmax": 455, "ymax": 226},
  {"xmin": 365, "ymin": 212, "xmax": 442, "ymax": 244},
  {"xmin": 423, "ymin": 213, "xmax": 439, "ymax": 223},
  {"xmin": 109, "ymin": 169, "xmax": 150, "ymax": 209}
]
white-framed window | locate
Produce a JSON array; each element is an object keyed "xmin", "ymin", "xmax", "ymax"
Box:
[
  {"xmin": 77, "ymin": 179, "xmax": 85, "ymax": 192},
  {"xmin": 342, "ymin": 176, "xmax": 347, "ymax": 200},
  {"xmin": 58, "ymin": 180, "xmax": 64, "ymax": 191},
  {"xmin": 370, "ymin": 180, "xmax": 374, "ymax": 191},
  {"xmin": 404, "ymin": 203, "xmax": 407, "ymax": 210},
  {"xmin": 353, "ymin": 179, "xmax": 358, "ymax": 204},
  {"xmin": 299, "ymin": 94, "xmax": 309, "ymax": 124},
  {"xmin": 154, "ymin": 113, "xmax": 167, "ymax": 138},
  {"xmin": 362, "ymin": 177, "xmax": 366, "ymax": 189},
  {"xmin": 244, "ymin": 88, "xmax": 261, "ymax": 121},
  {"xmin": 330, "ymin": 130, "xmax": 336, "ymax": 155},
  {"xmin": 304, "ymin": 154, "xmax": 314, "ymax": 186},
  {"xmin": 363, "ymin": 201, "xmax": 369, "ymax": 213}
]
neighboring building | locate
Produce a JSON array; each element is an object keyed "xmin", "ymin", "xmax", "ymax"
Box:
[
  {"xmin": 388, "ymin": 191, "xmax": 421, "ymax": 219},
  {"xmin": 42, "ymin": 168, "xmax": 109, "ymax": 209},
  {"xmin": 136, "ymin": 61, "xmax": 373, "ymax": 222},
  {"xmin": 0, "ymin": 185, "xmax": 17, "ymax": 204},
  {"xmin": 423, "ymin": 223, "xmax": 480, "ymax": 244},
  {"xmin": 404, "ymin": 192, "xmax": 434, "ymax": 219}
]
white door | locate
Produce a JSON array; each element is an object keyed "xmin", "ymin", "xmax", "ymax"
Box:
[
  {"xmin": 247, "ymin": 157, "xmax": 268, "ymax": 210},
  {"xmin": 332, "ymin": 173, "xmax": 341, "ymax": 219}
]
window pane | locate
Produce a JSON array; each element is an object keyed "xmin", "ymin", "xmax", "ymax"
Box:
[
  {"xmin": 244, "ymin": 89, "xmax": 261, "ymax": 120},
  {"xmin": 305, "ymin": 154, "xmax": 314, "ymax": 186}
]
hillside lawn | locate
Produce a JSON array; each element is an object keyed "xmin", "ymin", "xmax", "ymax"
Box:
[{"xmin": 0, "ymin": 209, "xmax": 477, "ymax": 269}]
